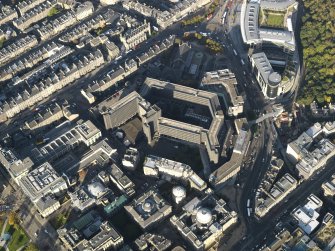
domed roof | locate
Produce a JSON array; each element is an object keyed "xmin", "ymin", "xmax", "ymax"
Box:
[
  {"xmin": 142, "ymin": 200, "xmax": 154, "ymax": 213},
  {"xmin": 268, "ymin": 72, "xmax": 282, "ymax": 86},
  {"xmin": 87, "ymin": 181, "xmax": 105, "ymax": 198},
  {"xmin": 196, "ymin": 207, "xmax": 213, "ymax": 225},
  {"xmin": 172, "ymin": 186, "xmax": 186, "ymax": 197}
]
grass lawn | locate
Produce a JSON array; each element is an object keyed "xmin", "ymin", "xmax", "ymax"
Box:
[
  {"xmin": 0, "ymin": 218, "xmax": 5, "ymax": 234},
  {"xmin": 4, "ymin": 224, "xmax": 29, "ymax": 251},
  {"xmin": 282, "ymin": 75, "xmax": 289, "ymax": 81},
  {"xmin": 50, "ymin": 209, "xmax": 71, "ymax": 229},
  {"xmin": 260, "ymin": 10, "xmax": 285, "ymax": 28},
  {"xmin": 266, "ymin": 13, "xmax": 284, "ymax": 27}
]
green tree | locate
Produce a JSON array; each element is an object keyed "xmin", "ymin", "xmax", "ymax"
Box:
[
  {"xmin": 8, "ymin": 211, "xmax": 16, "ymax": 226},
  {"xmin": 25, "ymin": 243, "xmax": 39, "ymax": 251},
  {"xmin": 298, "ymin": 0, "xmax": 335, "ymax": 105}
]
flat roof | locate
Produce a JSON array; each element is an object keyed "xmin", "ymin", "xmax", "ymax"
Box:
[
  {"xmin": 141, "ymin": 77, "xmax": 223, "ymax": 118},
  {"xmin": 251, "ymin": 52, "xmax": 275, "ymax": 85},
  {"xmin": 20, "ymin": 162, "xmax": 67, "ymax": 201},
  {"xmin": 201, "ymin": 69, "xmax": 244, "ymax": 107},
  {"xmin": 241, "ymin": 0, "xmax": 296, "ymax": 46},
  {"xmin": 260, "ymin": 0, "xmax": 297, "ymax": 11}
]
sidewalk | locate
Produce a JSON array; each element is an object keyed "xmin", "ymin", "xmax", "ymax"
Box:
[{"xmin": 0, "ymin": 218, "xmax": 9, "ymax": 251}]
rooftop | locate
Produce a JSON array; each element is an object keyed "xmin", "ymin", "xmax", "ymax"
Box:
[
  {"xmin": 20, "ymin": 162, "xmax": 67, "ymax": 202},
  {"xmin": 251, "ymin": 52, "xmax": 281, "ymax": 87},
  {"xmin": 124, "ymin": 188, "xmax": 172, "ymax": 229},
  {"xmin": 170, "ymin": 192, "xmax": 237, "ymax": 249}
]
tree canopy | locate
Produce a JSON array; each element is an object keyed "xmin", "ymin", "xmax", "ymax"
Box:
[
  {"xmin": 8, "ymin": 211, "xmax": 16, "ymax": 226},
  {"xmin": 25, "ymin": 243, "xmax": 39, "ymax": 251},
  {"xmin": 298, "ymin": 0, "xmax": 335, "ymax": 105}
]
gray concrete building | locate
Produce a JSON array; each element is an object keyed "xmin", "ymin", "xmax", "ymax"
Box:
[
  {"xmin": 209, "ymin": 118, "xmax": 250, "ymax": 187},
  {"xmin": 255, "ymin": 173, "xmax": 297, "ymax": 218},
  {"xmin": 250, "ymin": 52, "xmax": 283, "ymax": 99},
  {"xmin": 0, "ymin": 147, "xmax": 34, "ymax": 184},
  {"xmin": 20, "ymin": 162, "xmax": 68, "ymax": 203},
  {"xmin": 125, "ymin": 188, "xmax": 172, "ymax": 229},
  {"xmin": 102, "ymin": 78, "xmax": 224, "ymax": 163},
  {"xmin": 143, "ymin": 155, "xmax": 207, "ymax": 191},
  {"xmin": 201, "ymin": 69, "xmax": 244, "ymax": 116},
  {"xmin": 30, "ymin": 120, "xmax": 102, "ymax": 164},
  {"xmin": 170, "ymin": 190, "xmax": 237, "ymax": 250},
  {"xmin": 108, "ymin": 164, "xmax": 135, "ymax": 197}
]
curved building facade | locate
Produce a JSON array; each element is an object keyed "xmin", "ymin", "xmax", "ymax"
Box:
[
  {"xmin": 250, "ymin": 52, "xmax": 282, "ymax": 99},
  {"xmin": 267, "ymin": 72, "xmax": 282, "ymax": 99}
]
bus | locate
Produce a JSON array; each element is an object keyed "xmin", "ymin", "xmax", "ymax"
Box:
[
  {"xmin": 222, "ymin": 11, "xmax": 227, "ymax": 25},
  {"xmin": 233, "ymin": 49, "xmax": 237, "ymax": 56},
  {"xmin": 241, "ymin": 59, "xmax": 245, "ymax": 65},
  {"xmin": 247, "ymin": 199, "xmax": 250, "ymax": 208},
  {"xmin": 247, "ymin": 208, "xmax": 251, "ymax": 217}
]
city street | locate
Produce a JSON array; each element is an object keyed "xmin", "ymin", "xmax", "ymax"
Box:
[{"xmin": 0, "ymin": 0, "xmax": 309, "ymax": 250}]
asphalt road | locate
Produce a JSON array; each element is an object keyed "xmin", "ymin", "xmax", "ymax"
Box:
[
  {"xmin": 234, "ymin": 156, "xmax": 335, "ymax": 250},
  {"xmin": 0, "ymin": 1, "xmax": 306, "ymax": 251}
]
